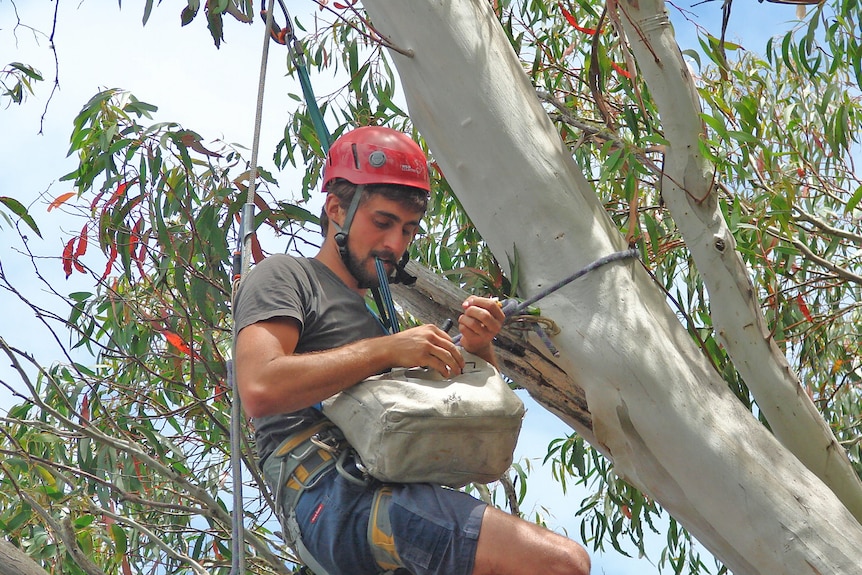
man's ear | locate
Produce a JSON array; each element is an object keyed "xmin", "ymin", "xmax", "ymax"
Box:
[{"xmin": 323, "ymin": 194, "xmax": 345, "ymax": 229}]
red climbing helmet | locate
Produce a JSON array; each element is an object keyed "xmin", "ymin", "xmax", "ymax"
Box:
[{"xmin": 322, "ymin": 126, "xmax": 430, "ymax": 194}]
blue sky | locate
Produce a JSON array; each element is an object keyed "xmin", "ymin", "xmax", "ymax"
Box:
[{"xmin": 1, "ymin": 1, "xmax": 809, "ymax": 573}]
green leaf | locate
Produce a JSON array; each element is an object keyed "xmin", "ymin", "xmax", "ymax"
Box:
[
  {"xmin": 5, "ymin": 505, "xmax": 32, "ymax": 531},
  {"xmin": 143, "ymin": 0, "xmax": 154, "ymax": 25},
  {"xmin": 9, "ymin": 62, "xmax": 43, "ymax": 81},
  {"xmin": 846, "ymin": 185, "xmax": 862, "ymax": 214},
  {"xmin": 110, "ymin": 523, "xmax": 128, "ymax": 554},
  {"xmin": 0, "ymin": 196, "xmax": 42, "ymax": 238},
  {"xmin": 700, "ymin": 113, "xmax": 727, "ymax": 139},
  {"xmin": 73, "ymin": 514, "xmax": 96, "ymax": 528}
]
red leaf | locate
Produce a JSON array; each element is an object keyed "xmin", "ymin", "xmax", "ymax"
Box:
[
  {"xmin": 101, "ymin": 243, "xmax": 118, "ymax": 281},
  {"xmin": 76, "ymin": 224, "xmax": 89, "ymax": 258},
  {"xmin": 138, "ymin": 235, "xmax": 147, "ymax": 263},
  {"xmin": 558, "ymin": 3, "xmax": 597, "ymax": 35},
  {"xmin": 559, "ymin": 3, "xmax": 578, "ymax": 26},
  {"xmin": 129, "ymin": 221, "xmax": 142, "ymax": 255},
  {"xmin": 48, "ymin": 192, "xmax": 75, "ymax": 212},
  {"xmin": 80, "ymin": 395, "xmax": 90, "ymax": 425},
  {"xmin": 796, "ymin": 295, "xmax": 813, "ymax": 322},
  {"xmin": 163, "ymin": 330, "xmax": 193, "ymax": 356},
  {"xmin": 162, "ymin": 330, "xmax": 201, "ymax": 359},
  {"xmin": 251, "ymin": 232, "xmax": 265, "ymax": 264},
  {"xmin": 90, "ymin": 189, "xmax": 107, "ymax": 212},
  {"xmin": 130, "ymin": 217, "xmax": 144, "ymax": 255},
  {"xmin": 135, "ymin": 255, "xmax": 147, "ymax": 279},
  {"xmin": 253, "ymin": 192, "xmax": 271, "ymax": 214},
  {"xmin": 214, "ymin": 379, "xmax": 228, "ymax": 403},
  {"xmin": 107, "ymin": 180, "xmax": 131, "ymax": 208},
  {"xmin": 611, "ymin": 61, "xmax": 631, "ymax": 79},
  {"xmin": 63, "ymin": 238, "xmax": 75, "ymax": 278}
]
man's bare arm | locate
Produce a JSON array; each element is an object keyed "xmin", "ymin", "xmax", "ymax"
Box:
[{"xmin": 235, "ymin": 318, "xmax": 465, "ymax": 418}]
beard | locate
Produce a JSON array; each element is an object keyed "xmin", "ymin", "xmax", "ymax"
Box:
[{"xmin": 344, "ymin": 249, "xmax": 396, "ymax": 289}]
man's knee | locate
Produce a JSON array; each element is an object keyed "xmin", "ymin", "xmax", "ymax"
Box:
[{"xmin": 473, "ymin": 506, "xmax": 590, "ymax": 575}]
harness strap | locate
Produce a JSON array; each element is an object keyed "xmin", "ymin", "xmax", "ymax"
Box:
[
  {"xmin": 272, "ymin": 421, "xmax": 341, "ymax": 513},
  {"xmin": 267, "ymin": 422, "xmax": 406, "ymax": 575},
  {"xmin": 283, "ymin": 509, "xmax": 332, "ymax": 575},
  {"xmin": 368, "ymin": 487, "xmax": 403, "ymax": 571}
]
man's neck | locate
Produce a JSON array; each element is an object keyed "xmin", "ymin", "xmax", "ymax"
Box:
[{"xmin": 315, "ymin": 242, "xmax": 364, "ymax": 295}]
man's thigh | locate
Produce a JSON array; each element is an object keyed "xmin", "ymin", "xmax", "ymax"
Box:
[
  {"xmin": 387, "ymin": 483, "xmax": 487, "ymax": 575},
  {"xmin": 295, "ymin": 477, "xmax": 486, "ymax": 575},
  {"xmin": 472, "ymin": 506, "xmax": 591, "ymax": 575},
  {"xmin": 294, "ymin": 472, "xmax": 381, "ymax": 575}
]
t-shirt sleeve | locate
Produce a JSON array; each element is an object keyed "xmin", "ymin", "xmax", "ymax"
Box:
[{"xmin": 232, "ymin": 255, "xmax": 308, "ymax": 333}]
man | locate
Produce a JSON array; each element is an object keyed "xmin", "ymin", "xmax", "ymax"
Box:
[{"xmin": 234, "ymin": 126, "xmax": 591, "ymax": 575}]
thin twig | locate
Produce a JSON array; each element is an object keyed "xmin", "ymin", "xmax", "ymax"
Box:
[{"xmin": 39, "ymin": 0, "xmax": 61, "ymax": 134}]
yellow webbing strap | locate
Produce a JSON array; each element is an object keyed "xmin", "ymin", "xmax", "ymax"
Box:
[{"xmin": 368, "ymin": 487, "xmax": 403, "ymax": 572}]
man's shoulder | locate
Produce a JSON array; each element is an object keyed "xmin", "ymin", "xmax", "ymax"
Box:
[
  {"xmin": 256, "ymin": 253, "xmax": 305, "ymax": 269},
  {"xmin": 246, "ymin": 254, "xmax": 310, "ymax": 280}
]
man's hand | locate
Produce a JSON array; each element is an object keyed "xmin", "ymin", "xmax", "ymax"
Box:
[
  {"xmin": 458, "ymin": 296, "xmax": 505, "ymax": 364},
  {"xmin": 390, "ymin": 324, "xmax": 466, "ymax": 378}
]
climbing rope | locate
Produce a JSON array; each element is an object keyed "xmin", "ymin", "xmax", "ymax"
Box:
[
  {"xmin": 452, "ymin": 248, "xmax": 640, "ymax": 355},
  {"xmin": 229, "ymin": 2, "xmax": 278, "ymax": 575},
  {"xmin": 261, "ymin": 0, "xmax": 332, "ymax": 153}
]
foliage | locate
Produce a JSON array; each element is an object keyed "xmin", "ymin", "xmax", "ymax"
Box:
[
  {"xmin": 1, "ymin": 61, "xmax": 42, "ymax": 106},
  {"xmin": 1, "ymin": 87, "xmax": 313, "ymax": 574},
  {"xmin": 1, "ymin": 0, "xmax": 861, "ymax": 574},
  {"xmin": 1, "ymin": 59, "xmax": 43, "ymax": 235}
]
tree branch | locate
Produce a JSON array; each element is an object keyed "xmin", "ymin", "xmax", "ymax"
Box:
[{"xmin": 765, "ymin": 226, "xmax": 862, "ymax": 285}]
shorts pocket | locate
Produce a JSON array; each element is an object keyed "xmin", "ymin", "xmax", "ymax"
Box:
[{"xmin": 389, "ymin": 501, "xmax": 452, "ymax": 571}]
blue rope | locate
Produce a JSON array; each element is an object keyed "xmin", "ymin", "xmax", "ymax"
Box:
[{"xmin": 375, "ymin": 258, "xmax": 401, "ymax": 334}]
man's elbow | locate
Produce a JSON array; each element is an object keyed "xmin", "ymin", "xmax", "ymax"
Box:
[
  {"xmin": 237, "ymin": 388, "xmax": 267, "ymax": 419},
  {"xmin": 236, "ymin": 378, "xmax": 281, "ymax": 419}
]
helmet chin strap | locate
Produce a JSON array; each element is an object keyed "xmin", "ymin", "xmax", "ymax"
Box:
[{"xmin": 333, "ymin": 185, "xmax": 365, "ymax": 262}]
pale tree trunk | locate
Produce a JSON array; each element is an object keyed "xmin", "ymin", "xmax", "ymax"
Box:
[
  {"xmin": 361, "ymin": 0, "xmax": 862, "ymax": 573},
  {"xmin": 614, "ymin": 0, "xmax": 862, "ymax": 521},
  {"xmin": 0, "ymin": 540, "xmax": 51, "ymax": 575}
]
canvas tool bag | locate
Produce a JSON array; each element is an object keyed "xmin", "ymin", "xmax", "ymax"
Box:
[{"xmin": 322, "ymin": 351, "xmax": 525, "ymax": 487}]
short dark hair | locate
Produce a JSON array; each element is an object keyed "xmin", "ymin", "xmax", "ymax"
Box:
[{"xmin": 320, "ymin": 178, "xmax": 429, "ymax": 236}]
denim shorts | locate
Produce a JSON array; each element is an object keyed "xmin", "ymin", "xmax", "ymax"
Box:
[{"xmin": 292, "ymin": 463, "xmax": 487, "ymax": 575}]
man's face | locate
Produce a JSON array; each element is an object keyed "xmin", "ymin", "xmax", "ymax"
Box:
[{"xmin": 342, "ymin": 194, "xmax": 423, "ymax": 289}]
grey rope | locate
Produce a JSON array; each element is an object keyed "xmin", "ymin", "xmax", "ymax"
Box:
[
  {"xmin": 453, "ymin": 248, "xmax": 639, "ymax": 346},
  {"xmin": 507, "ymin": 248, "xmax": 639, "ymax": 316},
  {"xmin": 229, "ymin": 2, "xmax": 277, "ymax": 574}
]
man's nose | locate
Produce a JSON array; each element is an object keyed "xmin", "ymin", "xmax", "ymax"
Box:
[{"xmin": 382, "ymin": 229, "xmax": 409, "ymax": 254}]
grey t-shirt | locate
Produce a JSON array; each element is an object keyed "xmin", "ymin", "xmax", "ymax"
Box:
[{"xmin": 233, "ymin": 254, "xmax": 384, "ymax": 464}]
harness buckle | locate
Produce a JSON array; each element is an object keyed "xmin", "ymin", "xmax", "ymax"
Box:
[{"xmin": 310, "ymin": 429, "xmax": 344, "ymax": 454}]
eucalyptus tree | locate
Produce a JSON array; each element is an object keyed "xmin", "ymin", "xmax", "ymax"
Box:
[{"xmin": 0, "ymin": 0, "xmax": 860, "ymax": 574}]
